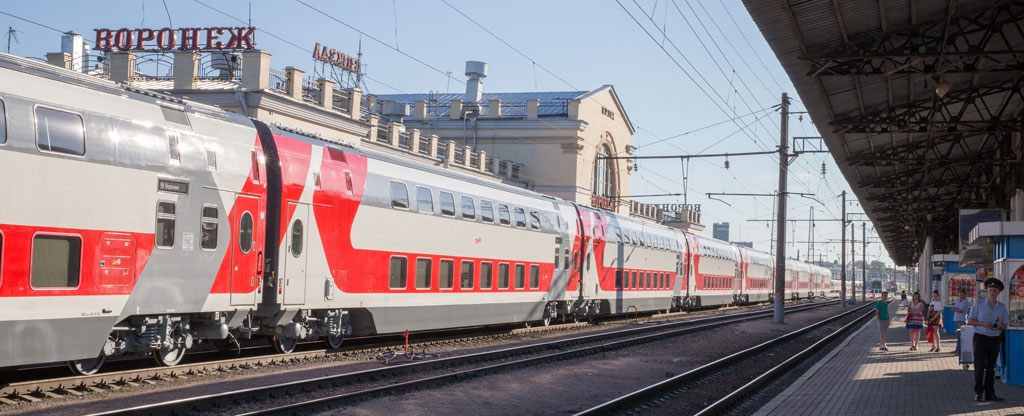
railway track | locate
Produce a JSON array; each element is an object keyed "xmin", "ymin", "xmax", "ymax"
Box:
[
  {"xmin": 1, "ymin": 298, "xmax": 824, "ymax": 406},
  {"xmin": 86, "ymin": 300, "xmax": 838, "ymax": 415},
  {"xmin": 574, "ymin": 301, "xmax": 877, "ymax": 415}
]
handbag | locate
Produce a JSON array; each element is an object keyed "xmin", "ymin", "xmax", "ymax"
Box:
[{"xmin": 926, "ymin": 326, "xmax": 936, "ymax": 343}]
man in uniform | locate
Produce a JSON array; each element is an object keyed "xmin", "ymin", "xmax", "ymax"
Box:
[{"xmin": 968, "ymin": 278, "xmax": 1010, "ymax": 401}]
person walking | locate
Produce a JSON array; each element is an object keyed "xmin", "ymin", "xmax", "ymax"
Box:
[
  {"xmin": 900, "ymin": 292, "xmax": 909, "ymax": 308},
  {"xmin": 874, "ymin": 291, "xmax": 890, "ymax": 351},
  {"xmin": 905, "ymin": 292, "xmax": 925, "ymax": 351},
  {"xmin": 952, "ymin": 290, "xmax": 971, "ymax": 331},
  {"xmin": 968, "ymin": 278, "xmax": 1010, "ymax": 402},
  {"xmin": 926, "ymin": 290, "xmax": 943, "ymax": 352}
]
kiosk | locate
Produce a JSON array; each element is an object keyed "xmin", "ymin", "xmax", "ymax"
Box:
[
  {"xmin": 968, "ymin": 221, "xmax": 1024, "ymax": 386},
  {"xmin": 932, "ymin": 254, "xmax": 977, "ymax": 335}
]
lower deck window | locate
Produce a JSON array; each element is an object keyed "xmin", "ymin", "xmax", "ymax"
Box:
[
  {"xmin": 460, "ymin": 261, "xmax": 474, "ymax": 289},
  {"xmin": 498, "ymin": 263, "xmax": 510, "ymax": 289},
  {"xmin": 530, "ymin": 265, "xmax": 540, "ymax": 289},
  {"xmin": 440, "ymin": 259, "xmax": 454, "ymax": 289},
  {"xmin": 389, "ymin": 257, "xmax": 407, "ymax": 289},
  {"xmin": 31, "ymin": 235, "xmax": 81, "ymax": 288},
  {"xmin": 514, "ymin": 264, "xmax": 525, "ymax": 289},
  {"xmin": 631, "ymin": 271, "xmax": 637, "ymax": 289},
  {"xmin": 480, "ymin": 262, "xmax": 493, "ymax": 289},
  {"xmin": 416, "ymin": 258, "xmax": 432, "ymax": 289},
  {"xmin": 615, "ymin": 270, "xmax": 622, "ymax": 289}
]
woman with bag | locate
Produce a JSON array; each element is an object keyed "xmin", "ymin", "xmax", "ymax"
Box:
[
  {"xmin": 926, "ymin": 290, "xmax": 943, "ymax": 352},
  {"xmin": 905, "ymin": 292, "xmax": 926, "ymax": 351}
]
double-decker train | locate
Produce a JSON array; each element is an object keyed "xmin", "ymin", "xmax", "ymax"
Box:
[{"xmin": 0, "ymin": 52, "xmax": 830, "ymax": 375}]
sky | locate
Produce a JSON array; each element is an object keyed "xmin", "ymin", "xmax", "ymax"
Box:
[{"xmin": 0, "ymin": 0, "xmax": 894, "ymax": 267}]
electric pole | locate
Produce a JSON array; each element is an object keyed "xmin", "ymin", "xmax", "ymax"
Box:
[
  {"xmin": 840, "ymin": 191, "xmax": 846, "ymax": 307},
  {"xmin": 862, "ymin": 222, "xmax": 867, "ymax": 301},
  {"xmin": 851, "ymin": 221, "xmax": 856, "ymax": 304},
  {"xmin": 773, "ymin": 92, "xmax": 789, "ymax": 324}
]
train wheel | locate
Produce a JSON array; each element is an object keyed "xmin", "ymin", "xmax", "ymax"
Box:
[
  {"xmin": 273, "ymin": 336, "xmax": 298, "ymax": 354},
  {"xmin": 153, "ymin": 345, "xmax": 187, "ymax": 367},
  {"xmin": 541, "ymin": 315, "xmax": 552, "ymax": 327},
  {"xmin": 325, "ymin": 333, "xmax": 344, "ymax": 350},
  {"xmin": 67, "ymin": 355, "xmax": 106, "ymax": 376}
]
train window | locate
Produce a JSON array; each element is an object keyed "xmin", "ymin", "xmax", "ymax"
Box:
[
  {"xmin": 631, "ymin": 271, "xmax": 638, "ymax": 289},
  {"xmin": 344, "ymin": 171, "xmax": 354, "ymax": 193},
  {"xmin": 416, "ymin": 187, "xmax": 433, "ymax": 214},
  {"xmin": 661, "ymin": 273, "xmax": 666, "ymax": 289},
  {"xmin": 615, "ymin": 270, "xmax": 622, "ymax": 289},
  {"xmin": 0, "ymin": 98, "xmax": 6, "ymax": 144},
  {"xmin": 572, "ymin": 250, "xmax": 579, "ymax": 271},
  {"xmin": 514, "ymin": 264, "xmax": 525, "ymax": 289},
  {"xmin": 0, "ymin": 232, "xmax": 3, "ymax": 280},
  {"xmin": 416, "ymin": 258, "xmax": 432, "ymax": 289},
  {"xmin": 460, "ymin": 261, "xmax": 474, "ymax": 289},
  {"xmin": 35, "ymin": 107, "xmax": 85, "ymax": 156},
  {"xmin": 439, "ymin": 192, "xmax": 456, "ymax": 217},
  {"xmin": 498, "ymin": 204, "xmax": 511, "ymax": 225},
  {"xmin": 529, "ymin": 210, "xmax": 541, "ymax": 230},
  {"xmin": 646, "ymin": 272, "xmax": 652, "ymax": 289},
  {"xmin": 290, "ymin": 220, "xmax": 303, "ymax": 258},
  {"xmin": 461, "ymin": 196, "xmax": 476, "ymax": 220},
  {"xmin": 480, "ymin": 262, "xmax": 493, "ymax": 289},
  {"xmin": 480, "ymin": 200, "xmax": 494, "ymax": 223},
  {"xmin": 390, "ymin": 182, "xmax": 410, "ymax": 209},
  {"xmin": 206, "ymin": 150, "xmax": 217, "ymax": 171},
  {"xmin": 30, "ymin": 235, "xmax": 81, "ymax": 288},
  {"xmin": 513, "ymin": 208, "xmax": 527, "ymax": 228},
  {"xmin": 439, "ymin": 260, "xmax": 454, "ymax": 289},
  {"xmin": 563, "ymin": 249, "xmax": 570, "ymax": 270},
  {"xmin": 554, "ymin": 247, "xmax": 560, "ymax": 269},
  {"xmin": 156, "ymin": 201, "xmax": 176, "ymax": 248},
  {"xmin": 168, "ymin": 132, "xmax": 181, "ymax": 164},
  {"xmin": 238, "ymin": 211, "xmax": 254, "ymax": 254},
  {"xmin": 200, "ymin": 205, "xmax": 218, "ymax": 250},
  {"xmin": 251, "ymin": 150, "xmax": 261, "ymax": 184},
  {"xmin": 389, "ymin": 257, "xmax": 407, "ymax": 289},
  {"xmin": 530, "ymin": 265, "xmax": 540, "ymax": 289},
  {"xmin": 498, "ymin": 263, "xmax": 510, "ymax": 289}
]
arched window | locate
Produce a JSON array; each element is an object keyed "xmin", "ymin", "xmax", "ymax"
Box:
[{"xmin": 592, "ymin": 143, "xmax": 617, "ymax": 198}]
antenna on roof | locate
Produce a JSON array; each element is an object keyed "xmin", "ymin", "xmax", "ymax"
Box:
[
  {"xmin": 5, "ymin": 26, "xmax": 20, "ymax": 53},
  {"xmin": 355, "ymin": 37, "xmax": 363, "ymax": 88}
]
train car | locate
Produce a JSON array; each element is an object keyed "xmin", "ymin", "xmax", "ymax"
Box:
[
  {"xmin": 0, "ymin": 53, "xmax": 267, "ymax": 373},
  {"xmin": 688, "ymin": 235, "xmax": 740, "ymax": 307},
  {"xmin": 597, "ymin": 211, "xmax": 685, "ymax": 314},
  {"xmin": 795, "ymin": 261, "xmax": 811, "ymax": 299},
  {"xmin": 821, "ymin": 268, "xmax": 833, "ymax": 295},
  {"xmin": 738, "ymin": 247, "xmax": 773, "ymax": 304}
]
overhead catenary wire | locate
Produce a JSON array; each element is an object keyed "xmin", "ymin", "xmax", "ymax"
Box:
[{"xmin": 439, "ymin": 0, "xmax": 579, "ymax": 90}]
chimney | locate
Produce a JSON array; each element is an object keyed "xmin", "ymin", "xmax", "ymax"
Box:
[
  {"xmin": 464, "ymin": 61, "xmax": 487, "ymax": 104},
  {"xmin": 60, "ymin": 31, "xmax": 85, "ymax": 72}
]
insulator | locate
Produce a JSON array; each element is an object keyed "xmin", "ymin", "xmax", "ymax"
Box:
[
  {"xmin": 798, "ymin": 114, "xmax": 804, "ymax": 121},
  {"xmin": 724, "ymin": 160, "xmax": 730, "ymax": 169},
  {"xmin": 821, "ymin": 162, "xmax": 826, "ymax": 175}
]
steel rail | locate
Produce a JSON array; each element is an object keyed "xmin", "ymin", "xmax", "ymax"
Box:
[
  {"xmin": 574, "ymin": 301, "xmax": 873, "ymax": 415},
  {"xmin": 693, "ymin": 302, "xmax": 881, "ymax": 416},
  {"xmin": 90, "ymin": 301, "xmax": 837, "ymax": 416},
  {"xmin": 1, "ymin": 299, "xmax": 804, "ymax": 402}
]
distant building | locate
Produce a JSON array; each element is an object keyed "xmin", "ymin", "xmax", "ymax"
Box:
[
  {"xmin": 734, "ymin": 241, "xmax": 753, "ymax": 248},
  {"xmin": 713, "ymin": 223, "xmax": 730, "ymax": 241}
]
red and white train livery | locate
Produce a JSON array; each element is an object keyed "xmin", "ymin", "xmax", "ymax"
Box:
[{"xmin": 0, "ymin": 52, "xmax": 826, "ymax": 375}]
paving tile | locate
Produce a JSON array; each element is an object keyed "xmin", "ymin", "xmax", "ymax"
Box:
[{"xmin": 754, "ymin": 302, "xmax": 1024, "ymax": 415}]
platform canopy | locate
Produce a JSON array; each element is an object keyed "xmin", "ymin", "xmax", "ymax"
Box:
[{"xmin": 742, "ymin": 0, "xmax": 1024, "ymax": 265}]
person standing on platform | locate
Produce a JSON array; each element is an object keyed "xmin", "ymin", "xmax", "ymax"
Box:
[
  {"xmin": 905, "ymin": 292, "xmax": 925, "ymax": 351},
  {"xmin": 900, "ymin": 292, "xmax": 909, "ymax": 308},
  {"xmin": 926, "ymin": 290, "xmax": 943, "ymax": 352},
  {"xmin": 968, "ymin": 278, "xmax": 1010, "ymax": 402},
  {"xmin": 952, "ymin": 290, "xmax": 971, "ymax": 330},
  {"xmin": 874, "ymin": 291, "xmax": 890, "ymax": 351}
]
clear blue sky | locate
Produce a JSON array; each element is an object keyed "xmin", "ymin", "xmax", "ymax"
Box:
[{"xmin": 0, "ymin": 0, "xmax": 892, "ymax": 267}]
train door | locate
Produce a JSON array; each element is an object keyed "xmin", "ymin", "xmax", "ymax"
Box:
[
  {"xmin": 283, "ymin": 202, "xmax": 309, "ymax": 305},
  {"xmin": 231, "ymin": 195, "xmax": 261, "ymax": 306}
]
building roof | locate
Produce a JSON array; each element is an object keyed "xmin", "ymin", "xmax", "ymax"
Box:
[
  {"xmin": 742, "ymin": 0, "xmax": 1024, "ymax": 265},
  {"xmin": 378, "ymin": 85, "xmax": 636, "ymax": 135}
]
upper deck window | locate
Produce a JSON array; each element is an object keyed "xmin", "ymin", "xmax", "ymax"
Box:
[
  {"xmin": 480, "ymin": 200, "xmax": 494, "ymax": 223},
  {"xmin": 0, "ymin": 98, "xmax": 7, "ymax": 144},
  {"xmin": 440, "ymin": 192, "xmax": 456, "ymax": 217},
  {"xmin": 390, "ymin": 182, "xmax": 410, "ymax": 209},
  {"xmin": 416, "ymin": 187, "xmax": 433, "ymax": 213},
  {"xmin": 36, "ymin": 107, "xmax": 85, "ymax": 156},
  {"xmin": 461, "ymin": 196, "xmax": 476, "ymax": 220},
  {"xmin": 514, "ymin": 207, "xmax": 527, "ymax": 228}
]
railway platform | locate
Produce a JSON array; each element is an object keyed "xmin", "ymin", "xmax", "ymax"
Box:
[{"xmin": 755, "ymin": 301, "xmax": 1024, "ymax": 415}]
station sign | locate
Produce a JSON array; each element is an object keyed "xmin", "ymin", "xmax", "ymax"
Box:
[
  {"xmin": 94, "ymin": 27, "xmax": 257, "ymax": 52},
  {"xmin": 313, "ymin": 42, "xmax": 361, "ymax": 73},
  {"xmin": 656, "ymin": 203, "xmax": 701, "ymax": 213}
]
